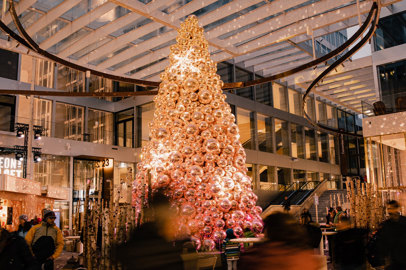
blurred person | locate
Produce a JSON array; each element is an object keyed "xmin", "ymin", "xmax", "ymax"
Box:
[
  {"xmin": 239, "ymin": 212, "xmax": 322, "ymax": 270},
  {"xmin": 300, "ymin": 213, "xmax": 322, "ymax": 250},
  {"xmin": 282, "ymin": 196, "xmax": 291, "ymax": 212},
  {"xmin": 326, "ymin": 208, "xmax": 336, "ymax": 227},
  {"xmin": 222, "ymin": 229, "xmax": 241, "ymax": 270},
  {"xmin": 333, "ymin": 206, "xmax": 345, "ymax": 224},
  {"xmin": 330, "ymin": 216, "xmax": 368, "ymax": 270},
  {"xmin": 30, "ymin": 216, "xmax": 41, "ymax": 226},
  {"xmin": 17, "ymin": 214, "xmax": 32, "ymax": 238},
  {"xmin": 373, "ymin": 200, "xmax": 406, "ymax": 270},
  {"xmin": 0, "ymin": 228, "xmax": 37, "ymax": 270},
  {"xmin": 116, "ymin": 189, "xmax": 184, "ymax": 270},
  {"xmin": 25, "ymin": 210, "xmax": 64, "ymax": 270}
]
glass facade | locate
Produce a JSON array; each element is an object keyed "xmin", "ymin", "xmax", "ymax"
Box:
[
  {"xmin": 305, "ymin": 127, "xmax": 317, "ymax": 160},
  {"xmin": 272, "ymin": 82, "xmax": 288, "ymax": 111},
  {"xmin": 378, "ymin": 59, "xmax": 406, "ymax": 112},
  {"xmin": 257, "ymin": 114, "xmax": 273, "ymax": 153},
  {"xmin": 316, "ymin": 100, "xmax": 327, "ymax": 125},
  {"xmin": 235, "ymin": 67, "xmax": 254, "ymax": 99},
  {"xmin": 288, "ymin": 89, "xmax": 302, "ymax": 116},
  {"xmin": 117, "ymin": 108, "xmax": 134, "ymax": 148},
  {"xmin": 375, "ymin": 10, "xmax": 406, "ymax": 51},
  {"xmin": 304, "ymin": 97, "xmax": 315, "ymax": 120},
  {"xmin": 291, "ymin": 123, "xmax": 304, "ymax": 159},
  {"xmin": 34, "ymin": 155, "xmax": 70, "ymax": 188},
  {"xmin": 236, "ymin": 108, "xmax": 255, "ymax": 150},
  {"xmin": 275, "ymin": 119, "xmax": 289, "ymax": 155},
  {"xmin": 256, "ymin": 82, "xmax": 272, "ymax": 106},
  {"xmin": 326, "ymin": 105, "xmax": 338, "ymax": 128},
  {"xmin": 0, "ymin": 95, "xmax": 16, "ymax": 132},
  {"xmin": 318, "ymin": 132, "xmax": 329, "ymax": 163},
  {"xmin": 88, "ymin": 109, "xmax": 113, "ymax": 144},
  {"xmin": 277, "ymin": 167, "xmax": 291, "ymax": 186},
  {"xmin": 55, "ymin": 102, "xmax": 84, "ymax": 141},
  {"xmin": 137, "ymin": 103, "xmax": 154, "ymax": 147}
]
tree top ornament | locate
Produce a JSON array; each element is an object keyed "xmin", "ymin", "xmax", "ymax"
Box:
[{"xmin": 133, "ymin": 15, "xmax": 263, "ymax": 250}]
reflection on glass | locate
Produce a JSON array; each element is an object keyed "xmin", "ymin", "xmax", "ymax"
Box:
[
  {"xmin": 34, "ymin": 155, "xmax": 70, "ymax": 188},
  {"xmin": 18, "ymin": 98, "xmax": 52, "ymax": 137},
  {"xmin": 375, "ymin": 11, "xmax": 406, "ymax": 51},
  {"xmin": 293, "ymin": 169, "xmax": 306, "ymax": 189},
  {"xmin": 346, "ymin": 113, "xmax": 355, "ymax": 133},
  {"xmin": 113, "ymin": 161, "xmax": 135, "ymax": 203},
  {"xmin": 88, "ymin": 109, "xmax": 113, "ymax": 144},
  {"xmin": 288, "ymin": 89, "xmax": 302, "ymax": 116},
  {"xmin": 272, "ymin": 82, "xmax": 288, "ymax": 111},
  {"xmin": 137, "ymin": 103, "xmax": 154, "ymax": 147},
  {"xmin": 338, "ymin": 110, "xmax": 346, "ymax": 130},
  {"xmin": 305, "ymin": 128, "xmax": 316, "ymax": 160},
  {"xmin": 307, "ymin": 171, "xmax": 319, "ymax": 189},
  {"xmin": 318, "ymin": 132, "xmax": 329, "ymax": 163},
  {"xmin": 236, "ymin": 108, "xmax": 254, "ymax": 149},
  {"xmin": 378, "ymin": 59, "xmax": 406, "ymax": 112},
  {"xmin": 55, "ymin": 102, "xmax": 84, "ymax": 141},
  {"xmin": 275, "ymin": 119, "xmax": 289, "ymax": 155},
  {"xmin": 0, "ymin": 95, "xmax": 16, "ymax": 132},
  {"xmin": 257, "ymin": 114, "xmax": 273, "ymax": 153},
  {"xmin": 291, "ymin": 123, "xmax": 304, "ymax": 159},
  {"xmin": 216, "ymin": 62, "xmax": 233, "ymax": 83}
]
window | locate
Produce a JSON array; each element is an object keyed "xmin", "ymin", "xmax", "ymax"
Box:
[
  {"xmin": 293, "ymin": 169, "xmax": 306, "ymax": 189},
  {"xmin": 375, "ymin": 11, "xmax": 406, "ymax": 51},
  {"xmin": 305, "ymin": 127, "xmax": 316, "ymax": 160},
  {"xmin": 291, "ymin": 123, "xmax": 304, "ymax": 159},
  {"xmin": 137, "ymin": 103, "xmax": 153, "ymax": 147},
  {"xmin": 88, "ymin": 109, "xmax": 113, "ymax": 144},
  {"xmin": 318, "ymin": 132, "xmax": 329, "ymax": 163},
  {"xmin": 275, "ymin": 119, "xmax": 289, "ymax": 155},
  {"xmin": 316, "ymin": 100, "xmax": 327, "ymax": 125},
  {"xmin": 338, "ymin": 110, "xmax": 346, "ymax": 130},
  {"xmin": 55, "ymin": 103, "xmax": 84, "ymax": 141},
  {"xmin": 272, "ymin": 82, "xmax": 288, "ymax": 111},
  {"xmin": 235, "ymin": 68, "xmax": 253, "ymax": 100},
  {"xmin": 257, "ymin": 114, "xmax": 272, "ymax": 153},
  {"xmin": 326, "ymin": 105, "xmax": 338, "ymax": 128},
  {"xmin": 288, "ymin": 89, "xmax": 302, "ymax": 116},
  {"xmin": 378, "ymin": 59, "xmax": 406, "ymax": 112},
  {"xmin": 0, "ymin": 95, "xmax": 16, "ymax": 132},
  {"xmin": 256, "ymin": 82, "xmax": 272, "ymax": 105},
  {"xmin": 18, "ymin": 98, "xmax": 52, "ymax": 136},
  {"xmin": 258, "ymin": 165, "xmax": 277, "ymax": 191},
  {"xmin": 0, "ymin": 48, "xmax": 18, "ymax": 80},
  {"xmin": 116, "ymin": 108, "xmax": 134, "ymax": 148},
  {"xmin": 216, "ymin": 62, "xmax": 233, "ymax": 83},
  {"xmin": 304, "ymin": 96, "xmax": 315, "ymax": 120},
  {"xmin": 277, "ymin": 167, "xmax": 291, "ymax": 187},
  {"xmin": 113, "ymin": 161, "xmax": 135, "ymax": 203},
  {"xmin": 329, "ymin": 134, "xmax": 339, "ymax": 165},
  {"xmin": 346, "ymin": 113, "xmax": 355, "ymax": 133},
  {"xmin": 34, "ymin": 155, "xmax": 69, "ymax": 188},
  {"xmin": 236, "ymin": 108, "xmax": 254, "ymax": 150},
  {"xmin": 57, "ymin": 65, "xmax": 85, "ymax": 92}
]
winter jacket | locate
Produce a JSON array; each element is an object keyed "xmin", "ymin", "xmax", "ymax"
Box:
[
  {"xmin": 17, "ymin": 222, "xmax": 32, "ymax": 238},
  {"xmin": 0, "ymin": 229, "xmax": 37, "ymax": 270},
  {"xmin": 25, "ymin": 222, "xmax": 64, "ymax": 260}
]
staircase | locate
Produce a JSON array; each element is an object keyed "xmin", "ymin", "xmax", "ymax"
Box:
[{"xmin": 308, "ymin": 189, "xmax": 348, "ymax": 223}]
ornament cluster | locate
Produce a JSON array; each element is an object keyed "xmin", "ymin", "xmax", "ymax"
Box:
[{"xmin": 133, "ymin": 16, "xmax": 263, "ymax": 250}]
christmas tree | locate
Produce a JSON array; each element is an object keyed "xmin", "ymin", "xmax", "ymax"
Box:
[{"xmin": 133, "ymin": 15, "xmax": 263, "ymax": 250}]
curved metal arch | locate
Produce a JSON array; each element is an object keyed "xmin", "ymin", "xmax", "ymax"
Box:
[
  {"xmin": 302, "ymin": 1, "xmax": 381, "ymax": 138},
  {"xmin": 0, "ymin": 1, "xmax": 378, "ymax": 94}
]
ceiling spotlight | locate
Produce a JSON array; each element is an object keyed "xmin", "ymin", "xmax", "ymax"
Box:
[
  {"xmin": 16, "ymin": 128, "xmax": 25, "ymax": 138},
  {"xmin": 33, "ymin": 153, "xmax": 42, "ymax": 163},
  {"xmin": 15, "ymin": 152, "xmax": 24, "ymax": 161}
]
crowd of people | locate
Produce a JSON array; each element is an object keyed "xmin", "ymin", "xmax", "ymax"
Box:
[
  {"xmin": 1, "ymin": 196, "xmax": 406, "ymax": 270},
  {"xmin": 0, "ymin": 210, "xmax": 64, "ymax": 270}
]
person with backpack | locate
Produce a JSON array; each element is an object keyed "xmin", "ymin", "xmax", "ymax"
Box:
[{"xmin": 25, "ymin": 210, "xmax": 64, "ymax": 270}]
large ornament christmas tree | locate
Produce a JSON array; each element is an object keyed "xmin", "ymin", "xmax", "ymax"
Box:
[{"xmin": 133, "ymin": 16, "xmax": 263, "ymax": 249}]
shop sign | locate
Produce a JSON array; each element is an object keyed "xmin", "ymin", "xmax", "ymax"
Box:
[{"xmin": 0, "ymin": 157, "xmax": 23, "ymax": 177}]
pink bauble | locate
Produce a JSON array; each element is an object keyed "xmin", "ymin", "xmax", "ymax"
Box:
[
  {"xmin": 203, "ymin": 239, "xmax": 216, "ymax": 251},
  {"xmin": 233, "ymin": 226, "xmax": 243, "ymax": 237}
]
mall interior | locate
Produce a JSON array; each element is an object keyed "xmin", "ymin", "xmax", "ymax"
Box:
[{"xmin": 0, "ymin": 0, "xmax": 405, "ymax": 269}]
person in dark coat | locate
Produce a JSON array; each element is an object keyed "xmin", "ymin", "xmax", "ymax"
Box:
[
  {"xmin": 17, "ymin": 214, "xmax": 32, "ymax": 238},
  {"xmin": 0, "ymin": 228, "xmax": 37, "ymax": 270},
  {"xmin": 374, "ymin": 200, "xmax": 406, "ymax": 270},
  {"xmin": 326, "ymin": 208, "xmax": 336, "ymax": 227},
  {"xmin": 300, "ymin": 213, "xmax": 322, "ymax": 249},
  {"xmin": 330, "ymin": 216, "xmax": 368, "ymax": 270},
  {"xmin": 116, "ymin": 190, "xmax": 184, "ymax": 270},
  {"xmin": 282, "ymin": 196, "xmax": 291, "ymax": 212}
]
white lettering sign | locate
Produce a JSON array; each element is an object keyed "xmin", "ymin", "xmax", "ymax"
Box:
[{"xmin": 0, "ymin": 157, "xmax": 23, "ymax": 177}]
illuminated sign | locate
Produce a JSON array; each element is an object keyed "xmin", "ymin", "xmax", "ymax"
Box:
[{"xmin": 0, "ymin": 157, "xmax": 23, "ymax": 177}]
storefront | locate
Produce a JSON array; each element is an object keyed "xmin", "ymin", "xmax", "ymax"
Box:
[{"xmin": 0, "ymin": 174, "xmax": 69, "ymax": 231}]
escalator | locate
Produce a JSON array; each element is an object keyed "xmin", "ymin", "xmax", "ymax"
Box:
[{"xmin": 265, "ymin": 181, "xmax": 321, "ymax": 208}]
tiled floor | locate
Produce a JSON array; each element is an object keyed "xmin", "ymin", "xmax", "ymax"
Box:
[{"xmin": 55, "ymin": 251, "xmax": 81, "ymax": 270}]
